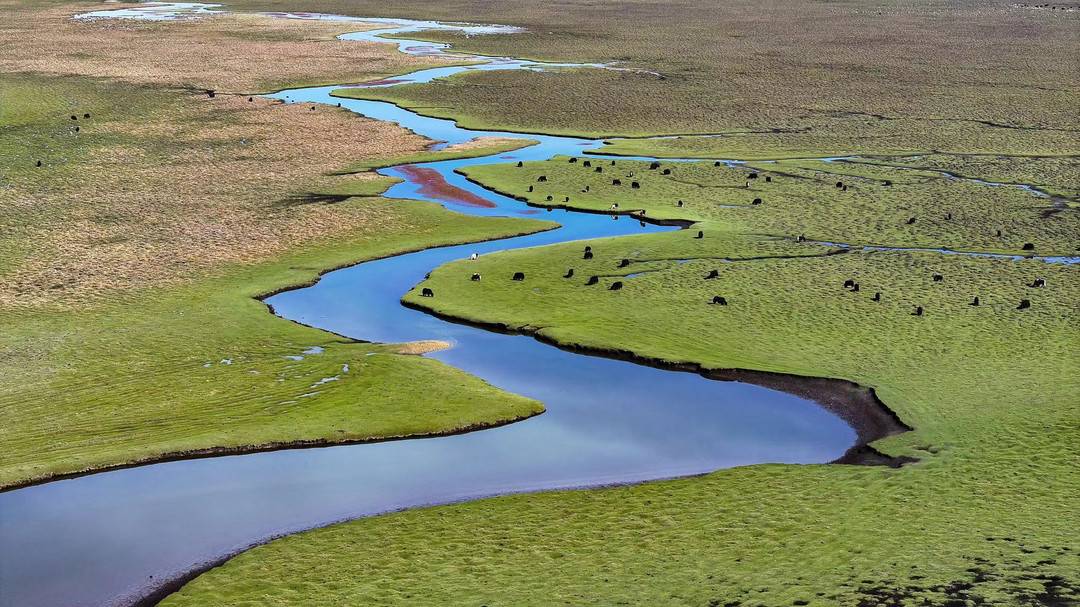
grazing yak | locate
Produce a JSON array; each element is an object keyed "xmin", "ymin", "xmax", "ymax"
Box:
[
  {"xmin": 752, "ymin": 198, "xmax": 762, "ymax": 205},
  {"xmin": 836, "ymin": 181, "xmax": 844, "ymax": 189},
  {"xmin": 528, "ymin": 185, "xmax": 534, "ymax": 192},
  {"xmin": 843, "ymin": 279, "xmax": 856, "ymax": 289},
  {"xmin": 650, "ymin": 161, "xmax": 661, "ymax": 170},
  {"xmin": 631, "ymin": 181, "xmax": 640, "ymax": 189},
  {"xmin": 749, "ymin": 172, "xmax": 758, "ymax": 180},
  {"xmin": 471, "ymin": 273, "xmax": 482, "ymax": 281},
  {"xmin": 564, "ymin": 268, "xmax": 574, "ymax": 278},
  {"xmin": 512, "ymin": 272, "xmax": 526, "ymax": 281},
  {"xmin": 537, "ymin": 175, "xmax": 547, "ymax": 182},
  {"xmin": 609, "ymin": 281, "xmax": 624, "ymax": 291},
  {"xmin": 695, "ymin": 230, "xmax": 704, "ymax": 239},
  {"xmin": 1022, "ymin": 242, "xmax": 1035, "ymax": 251},
  {"xmin": 516, "ymin": 161, "xmax": 523, "ymax": 167},
  {"xmin": 470, "ymin": 252, "xmax": 479, "ymax": 260},
  {"xmin": 765, "ymin": 176, "xmax": 772, "ymax": 183},
  {"xmin": 617, "ymin": 258, "xmax": 630, "ymax": 268},
  {"xmin": 206, "ymin": 90, "xmax": 216, "ymax": 98},
  {"xmin": 677, "ymin": 200, "xmax": 684, "ymax": 207},
  {"xmin": 421, "ymin": 288, "xmax": 434, "ymax": 297},
  {"xmin": 583, "ymin": 160, "xmax": 592, "ymax": 167},
  {"xmin": 705, "ymin": 269, "xmax": 719, "ymax": 279},
  {"xmin": 1030, "ymin": 278, "xmax": 1045, "ymax": 288},
  {"xmin": 569, "ymin": 157, "xmax": 578, "ymax": 163},
  {"xmin": 1017, "ymin": 299, "xmax": 1031, "ymax": 310},
  {"xmin": 970, "ymin": 296, "xmax": 980, "ymax": 306},
  {"xmin": 945, "ymin": 212, "xmax": 952, "ymax": 220},
  {"xmin": 584, "ymin": 250, "xmax": 594, "ymax": 260},
  {"xmin": 912, "ymin": 306, "xmax": 924, "ymax": 316},
  {"xmin": 595, "ymin": 166, "xmax": 603, "ymax": 173},
  {"xmin": 907, "ymin": 216, "xmax": 917, "ymax": 225},
  {"xmin": 611, "ymin": 203, "xmax": 619, "ymax": 210},
  {"xmin": 872, "ymin": 292, "xmax": 881, "ymax": 302},
  {"xmin": 883, "ymin": 180, "xmax": 892, "ymax": 186},
  {"xmin": 850, "ymin": 283, "xmax": 860, "ymax": 292},
  {"xmin": 586, "ymin": 275, "xmax": 600, "ymax": 285},
  {"xmin": 714, "ymin": 161, "xmax": 722, "ymax": 167},
  {"xmin": 932, "ymin": 274, "xmax": 944, "ymax": 282},
  {"xmin": 613, "ymin": 179, "xmax": 622, "ymax": 186},
  {"xmin": 662, "ymin": 168, "xmax": 672, "ymax": 175},
  {"xmin": 84, "ymin": 113, "xmax": 91, "ymax": 118},
  {"xmin": 797, "ymin": 235, "xmax": 806, "ymax": 242},
  {"xmin": 711, "ymin": 295, "xmax": 728, "ymax": 305},
  {"xmin": 546, "ymin": 195, "xmax": 553, "ymax": 201},
  {"xmin": 35, "ymin": 160, "xmax": 42, "ymax": 167}
]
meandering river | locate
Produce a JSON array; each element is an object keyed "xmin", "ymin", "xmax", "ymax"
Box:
[{"xmin": 0, "ymin": 5, "xmax": 1070, "ymax": 607}]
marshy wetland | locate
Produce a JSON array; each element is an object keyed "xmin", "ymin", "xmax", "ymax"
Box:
[{"xmin": 0, "ymin": 1, "xmax": 1077, "ymax": 606}]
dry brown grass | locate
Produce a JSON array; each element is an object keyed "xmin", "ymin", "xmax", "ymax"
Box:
[
  {"xmin": 0, "ymin": 1, "xmax": 459, "ymax": 92},
  {"xmin": 390, "ymin": 340, "xmax": 453, "ymax": 355},
  {"xmin": 0, "ymin": 2, "xmax": 486, "ymax": 309},
  {"xmin": 0, "ymin": 92, "xmax": 440, "ymax": 309}
]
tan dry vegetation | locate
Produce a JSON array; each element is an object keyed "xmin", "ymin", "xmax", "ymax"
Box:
[
  {"xmin": 390, "ymin": 340, "xmax": 453, "ymax": 355},
  {"xmin": 0, "ymin": 93, "xmax": 435, "ymax": 309},
  {"xmin": 0, "ymin": 1, "xmax": 460, "ymax": 92},
  {"xmin": 440, "ymin": 136, "xmax": 524, "ymax": 153}
]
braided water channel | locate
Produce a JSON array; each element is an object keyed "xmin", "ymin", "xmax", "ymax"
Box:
[{"xmin": 1, "ymin": 6, "xmax": 1070, "ymax": 607}]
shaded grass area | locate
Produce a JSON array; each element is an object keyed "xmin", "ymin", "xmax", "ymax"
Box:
[
  {"xmin": 234, "ymin": 0, "xmax": 1080, "ymax": 154},
  {"xmin": 163, "ymin": 155, "xmax": 1079, "ymax": 605},
  {"xmin": 460, "ymin": 156, "xmax": 1079, "ymax": 255}
]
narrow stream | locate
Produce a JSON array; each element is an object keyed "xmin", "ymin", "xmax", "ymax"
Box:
[{"xmin": 0, "ymin": 6, "xmax": 1070, "ymax": 607}]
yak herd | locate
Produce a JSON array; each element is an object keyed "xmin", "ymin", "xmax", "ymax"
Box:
[{"xmin": 415, "ymin": 159, "xmax": 1050, "ymax": 315}]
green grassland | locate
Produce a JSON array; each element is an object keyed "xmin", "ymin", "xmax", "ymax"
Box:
[
  {"xmin": 0, "ymin": 197, "xmax": 554, "ymax": 488},
  {"xmin": 163, "ymin": 158, "xmax": 1079, "ymax": 605},
  {"xmin": 331, "ymin": 137, "xmax": 537, "ymax": 174},
  {"xmin": 0, "ymin": 73, "xmax": 557, "ymax": 488},
  {"xmin": 459, "ymin": 156, "xmax": 1078, "ymax": 255}
]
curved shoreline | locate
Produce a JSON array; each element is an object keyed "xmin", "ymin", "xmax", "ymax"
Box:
[
  {"xmin": 0, "ymin": 222, "xmax": 559, "ymax": 494},
  {"xmin": 398, "ymin": 300, "xmax": 915, "ymax": 467}
]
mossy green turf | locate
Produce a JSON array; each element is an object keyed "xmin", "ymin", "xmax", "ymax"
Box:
[{"xmin": 164, "ymin": 157, "xmax": 1079, "ymax": 606}]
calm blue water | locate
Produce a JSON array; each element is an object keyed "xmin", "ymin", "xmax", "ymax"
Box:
[{"xmin": 2, "ymin": 6, "xmax": 1066, "ymax": 607}]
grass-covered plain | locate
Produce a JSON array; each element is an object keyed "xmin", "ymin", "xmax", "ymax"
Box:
[
  {"xmin": 0, "ymin": 10, "xmax": 556, "ymax": 488},
  {"xmin": 459, "ymin": 156, "xmax": 1078, "ymax": 255},
  {"xmin": 332, "ymin": 136, "xmax": 537, "ymax": 174},
  {"xmin": 253, "ymin": 0, "xmax": 1080, "ymax": 155},
  {"xmin": 162, "ymin": 155, "xmax": 1079, "ymax": 605}
]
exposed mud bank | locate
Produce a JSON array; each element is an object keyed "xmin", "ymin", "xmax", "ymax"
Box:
[{"xmin": 399, "ymin": 164, "xmax": 496, "ymax": 207}]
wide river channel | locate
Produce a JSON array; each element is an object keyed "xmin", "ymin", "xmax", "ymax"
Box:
[{"xmin": 3, "ymin": 5, "xmax": 1068, "ymax": 606}]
